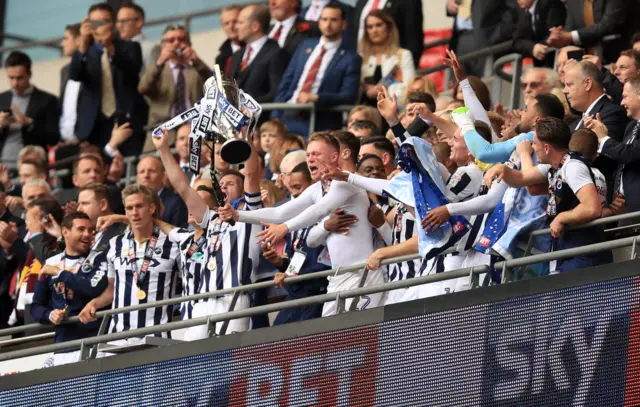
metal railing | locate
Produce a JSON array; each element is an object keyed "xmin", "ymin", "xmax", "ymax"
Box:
[
  {"xmin": 0, "ymin": 2, "xmax": 266, "ymax": 57},
  {"xmin": 2, "ymin": 228, "xmax": 639, "ymax": 362}
]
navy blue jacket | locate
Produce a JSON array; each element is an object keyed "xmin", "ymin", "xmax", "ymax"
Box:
[
  {"xmin": 272, "ymin": 38, "xmax": 361, "ymax": 131},
  {"xmin": 160, "ymin": 188, "xmax": 189, "ymax": 229},
  {"xmin": 31, "ymin": 251, "xmax": 109, "ymax": 344},
  {"xmin": 279, "ymin": 227, "xmax": 329, "ymax": 298}
]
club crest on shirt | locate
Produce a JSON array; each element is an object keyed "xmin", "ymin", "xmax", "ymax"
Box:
[
  {"xmin": 82, "ymin": 262, "xmax": 93, "ymax": 273},
  {"xmin": 155, "ymin": 247, "xmax": 163, "ymax": 255}
]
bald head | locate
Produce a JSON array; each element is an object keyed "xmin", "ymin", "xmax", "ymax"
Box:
[
  {"xmin": 237, "ymin": 4, "xmax": 270, "ymax": 42},
  {"xmin": 136, "ymin": 156, "xmax": 165, "ymax": 193}
]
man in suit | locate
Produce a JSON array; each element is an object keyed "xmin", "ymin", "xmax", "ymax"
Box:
[
  {"xmin": 564, "ymin": 60, "xmax": 629, "ymax": 200},
  {"xmin": 70, "ymin": 2, "xmax": 147, "ymax": 157},
  {"xmin": 116, "ymin": 2, "xmax": 159, "ymax": 72},
  {"xmin": 229, "ymin": 5, "xmax": 289, "ymax": 103},
  {"xmin": 138, "ymin": 24, "xmax": 210, "ymax": 152},
  {"xmin": 547, "ymin": 0, "xmax": 639, "ymax": 65},
  {"xmin": 60, "ymin": 24, "xmax": 84, "ymax": 142},
  {"xmin": 0, "ymin": 183, "xmax": 28, "ymax": 328},
  {"xmin": 215, "ymin": 5, "xmax": 244, "ymax": 76},
  {"xmin": 447, "ymin": 0, "xmax": 517, "ymax": 77},
  {"xmin": 269, "ymin": 0, "xmax": 317, "ymax": 57},
  {"xmin": 588, "ymin": 76, "xmax": 640, "ymax": 220},
  {"xmin": 272, "ymin": 3, "xmax": 362, "ymax": 136},
  {"xmin": 0, "ymin": 51, "xmax": 59, "ymax": 171},
  {"xmin": 136, "ymin": 156, "xmax": 188, "ymax": 228},
  {"xmin": 512, "ymin": 0, "xmax": 566, "ymax": 68},
  {"xmin": 349, "ymin": 0, "xmax": 423, "ymax": 66}
]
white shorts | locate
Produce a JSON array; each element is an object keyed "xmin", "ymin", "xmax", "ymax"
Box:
[
  {"xmin": 42, "ymin": 350, "xmax": 81, "ymax": 367},
  {"xmin": 322, "ymin": 268, "xmax": 386, "ymax": 317},
  {"xmin": 183, "ymin": 294, "xmax": 251, "ymax": 341}
]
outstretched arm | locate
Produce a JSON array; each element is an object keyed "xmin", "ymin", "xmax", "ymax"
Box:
[
  {"xmin": 236, "ymin": 184, "xmax": 316, "ymax": 224},
  {"xmin": 465, "ymin": 131, "xmax": 534, "ymax": 163}
]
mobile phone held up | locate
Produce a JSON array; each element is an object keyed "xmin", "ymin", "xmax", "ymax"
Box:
[{"xmin": 566, "ymin": 49, "xmax": 585, "ymax": 62}]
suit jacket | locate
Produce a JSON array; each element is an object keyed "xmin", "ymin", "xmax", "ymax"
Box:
[
  {"xmin": 570, "ymin": 95, "xmax": 629, "ymax": 201},
  {"xmin": 0, "ymin": 87, "xmax": 60, "ymax": 154},
  {"xmin": 564, "ymin": 0, "xmax": 637, "ymax": 64},
  {"xmin": 273, "ymin": 38, "xmax": 362, "ymax": 130},
  {"xmin": 138, "ymin": 62, "xmax": 210, "ymax": 131},
  {"xmin": 599, "ymin": 121, "xmax": 640, "ymax": 215},
  {"xmin": 69, "ymin": 38, "xmax": 147, "ymax": 152},
  {"xmin": 448, "ymin": 0, "xmax": 517, "ymax": 54},
  {"xmin": 215, "ymin": 39, "xmax": 241, "ymax": 76},
  {"xmin": 512, "ymin": 0, "xmax": 566, "ymax": 67},
  {"xmin": 53, "ymin": 184, "xmax": 124, "ymax": 215},
  {"xmin": 159, "ymin": 188, "xmax": 189, "ymax": 229},
  {"xmin": 274, "ymin": 17, "xmax": 318, "ymax": 58},
  {"xmin": 350, "ymin": 0, "xmax": 423, "ymax": 66},
  {"xmin": 228, "ymin": 39, "xmax": 289, "ymax": 103}
]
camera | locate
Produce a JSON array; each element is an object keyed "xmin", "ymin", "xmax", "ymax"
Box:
[{"xmin": 175, "ymin": 47, "xmax": 184, "ymax": 57}]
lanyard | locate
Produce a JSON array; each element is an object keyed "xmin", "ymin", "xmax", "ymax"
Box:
[
  {"xmin": 57, "ymin": 252, "xmax": 87, "ymax": 310},
  {"xmin": 128, "ymin": 226, "xmax": 160, "ymax": 287},
  {"xmin": 207, "ymin": 215, "xmax": 230, "ymax": 260},
  {"xmin": 290, "ymin": 227, "xmax": 311, "ymax": 253},
  {"xmin": 186, "ymin": 233, "xmax": 207, "ymax": 261}
]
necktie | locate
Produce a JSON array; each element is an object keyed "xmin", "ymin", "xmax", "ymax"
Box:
[
  {"xmin": 583, "ymin": 0, "xmax": 595, "ymax": 27},
  {"xmin": 458, "ymin": 0, "xmax": 472, "ymax": 20},
  {"xmin": 614, "ymin": 121, "xmax": 640, "ymax": 195},
  {"xmin": 525, "ymin": 10, "xmax": 536, "ymax": 34},
  {"xmin": 272, "ymin": 25, "xmax": 283, "ymax": 42},
  {"xmin": 370, "ymin": 0, "xmax": 381, "ymax": 11},
  {"xmin": 224, "ymin": 55, "xmax": 233, "ymax": 75},
  {"xmin": 300, "ymin": 46, "xmax": 327, "ymax": 94},
  {"xmin": 173, "ymin": 65, "xmax": 186, "ymax": 116},
  {"xmin": 240, "ymin": 46, "xmax": 252, "ymax": 72},
  {"xmin": 101, "ymin": 47, "xmax": 116, "ymax": 118}
]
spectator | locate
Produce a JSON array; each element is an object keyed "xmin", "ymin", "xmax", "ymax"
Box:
[
  {"xmin": 563, "ymin": 61, "xmax": 629, "ymax": 199},
  {"xmin": 555, "ymin": 45, "xmax": 583, "ymax": 84},
  {"xmin": 215, "ymin": 5, "xmax": 244, "ymax": 75},
  {"xmin": 18, "ymin": 159, "xmax": 47, "ymax": 187},
  {"xmin": 446, "ymin": 0, "xmax": 517, "ymax": 76},
  {"xmin": 547, "ymin": 0, "xmax": 639, "ymax": 65},
  {"xmin": 229, "ymin": 5, "xmax": 289, "ymax": 103},
  {"xmin": 358, "ymin": 10, "xmax": 415, "ymax": 108},
  {"xmin": 0, "ymin": 183, "xmax": 28, "ymax": 329},
  {"xmin": 259, "ymin": 119, "xmax": 287, "ymax": 180},
  {"xmin": 406, "ymin": 76, "xmax": 439, "ymax": 104},
  {"xmin": 359, "ymin": 136, "xmax": 395, "ymax": 175},
  {"xmin": 116, "ymin": 2, "xmax": 159, "ymax": 71},
  {"xmin": 268, "ymin": 133, "xmax": 305, "ymax": 176},
  {"xmin": 260, "ymin": 179, "xmax": 287, "ymax": 207},
  {"xmin": 273, "ymin": 3, "xmax": 361, "ymax": 137},
  {"xmin": 18, "ymin": 145, "xmax": 47, "ymax": 167},
  {"xmin": 0, "ymin": 51, "xmax": 60, "ymax": 170},
  {"xmin": 211, "ymin": 139, "xmax": 231, "ymax": 182},
  {"xmin": 31, "ymin": 212, "xmax": 108, "ymax": 367},
  {"xmin": 22, "ymin": 179, "xmax": 52, "ymax": 210},
  {"xmin": 586, "ymin": 76, "xmax": 640, "ymax": 220},
  {"xmin": 302, "ymin": 0, "xmax": 351, "ymax": 24},
  {"xmin": 349, "ymin": 119, "xmax": 379, "ymax": 139},
  {"xmin": 452, "ymin": 75, "xmax": 492, "ymax": 111},
  {"xmin": 59, "ymin": 24, "xmax": 84, "ymax": 143},
  {"xmin": 350, "ymin": 0, "xmax": 423, "ymax": 66},
  {"xmin": 613, "ymin": 50, "xmax": 640, "ymax": 84},
  {"xmin": 174, "ymin": 122, "xmax": 209, "ymax": 186},
  {"xmin": 278, "ymin": 149, "xmax": 307, "ymax": 195},
  {"xmin": 77, "ymin": 183, "xmax": 127, "ymax": 252},
  {"xmin": 403, "ymin": 92, "xmax": 437, "ymax": 128},
  {"xmin": 136, "ymin": 156, "xmax": 189, "ymax": 228},
  {"xmin": 268, "ymin": 0, "xmax": 316, "ymax": 57},
  {"xmin": 283, "ymin": 161, "xmax": 312, "ymax": 198},
  {"xmin": 590, "ymin": 50, "xmax": 640, "ymax": 105},
  {"xmin": 485, "ymin": 117, "xmax": 612, "ymax": 272},
  {"xmin": 512, "ymin": 0, "xmax": 566, "ymax": 68},
  {"xmin": 347, "ymin": 105, "xmax": 382, "ymax": 129},
  {"xmin": 53, "ymin": 155, "xmax": 102, "ymax": 206},
  {"xmin": 70, "ymin": 2, "xmax": 147, "ymax": 157},
  {"xmin": 633, "ymin": 32, "xmax": 640, "ymax": 52},
  {"xmin": 333, "ymin": 130, "xmax": 360, "ymax": 172},
  {"xmin": 138, "ymin": 24, "xmax": 210, "ymax": 152},
  {"xmin": 521, "ymin": 67, "xmax": 562, "ymax": 105},
  {"xmin": 435, "ymin": 95, "xmax": 455, "ymax": 111}
]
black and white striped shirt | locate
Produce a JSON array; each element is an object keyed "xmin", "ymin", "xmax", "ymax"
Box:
[
  {"xmin": 195, "ymin": 192, "xmax": 263, "ymax": 291},
  {"xmin": 106, "ymin": 228, "xmax": 182, "ymax": 337},
  {"xmin": 168, "ymin": 228, "xmax": 207, "ymax": 320},
  {"xmin": 388, "ymin": 204, "xmax": 421, "ymax": 282}
]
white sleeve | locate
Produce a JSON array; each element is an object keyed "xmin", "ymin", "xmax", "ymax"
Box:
[
  {"xmin": 168, "ymin": 228, "xmax": 193, "ymax": 245},
  {"xmin": 460, "ymin": 79, "xmax": 497, "ymax": 142},
  {"xmin": 237, "ymin": 184, "xmax": 316, "ymax": 225},
  {"xmin": 537, "ymin": 164, "xmax": 552, "ymax": 177},
  {"xmin": 306, "ymin": 221, "xmax": 330, "ymax": 248},
  {"xmin": 563, "ymin": 161, "xmax": 594, "ymax": 194},
  {"xmin": 347, "ymin": 172, "xmax": 389, "ymax": 196},
  {"xmin": 439, "ymin": 163, "xmax": 451, "ymax": 183},
  {"xmin": 446, "ymin": 181, "xmax": 508, "ymax": 217},
  {"xmin": 376, "ymin": 222, "xmax": 393, "ymax": 246},
  {"xmin": 106, "ymin": 239, "xmax": 116, "ymax": 279},
  {"xmin": 284, "ymin": 181, "xmax": 358, "ymax": 232},
  {"xmin": 195, "ymin": 207, "xmax": 214, "ymax": 229}
]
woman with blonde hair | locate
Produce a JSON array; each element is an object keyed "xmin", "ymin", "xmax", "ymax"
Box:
[{"xmin": 359, "ymin": 10, "xmax": 415, "ymax": 108}]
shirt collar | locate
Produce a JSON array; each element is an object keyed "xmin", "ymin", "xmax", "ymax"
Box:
[
  {"xmin": 248, "ymin": 35, "xmax": 269, "ymax": 53},
  {"xmin": 527, "ymin": 0, "xmax": 538, "ymax": 14},
  {"xmin": 168, "ymin": 60, "xmax": 185, "ymax": 70},
  {"xmin": 319, "ymin": 37, "xmax": 341, "ymax": 50},
  {"xmin": 277, "ymin": 14, "xmax": 298, "ymax": 30},
  {"xmin": 583, "ymin": 94, "xmax": 606, "ymax": 116},
  {"xmin": 12, "ymin": 86, "xmax": 34, "ymax": 97},
  {"xmin": 131, "ymin": 33, "xmax": 145, "ymax": 42}
]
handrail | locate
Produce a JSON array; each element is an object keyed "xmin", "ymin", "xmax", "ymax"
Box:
[
  {"xmin": 416, "ymin": 40, "xmax": 512, "ymax": 76},
  {"xmin": 492, "ymin": 53, "xmax": 523, "ymax": 110},
  {"xmin": 422, "ymin": 37, "xmax": 451, "ymax": 51},
  {"xmin": 0, "ymin": 1, "xmax": 266, "ymax": 55}
]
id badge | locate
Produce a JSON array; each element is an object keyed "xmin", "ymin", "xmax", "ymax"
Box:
[{"xmin": 285, "ymin": 250, "xmax": 307, "ymax": 276}]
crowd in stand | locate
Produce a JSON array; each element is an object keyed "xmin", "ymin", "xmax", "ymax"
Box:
[{"xmin": 1, "ymin": 0, "xmax": 640, "ymax": 368}]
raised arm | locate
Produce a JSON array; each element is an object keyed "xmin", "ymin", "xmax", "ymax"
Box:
[
  {"xmin": 236, "ymin": 183, "xmax": 317, "ymax": 224},
  {"xmin": 484, "ymin": 163, "xmax": 548, "ymax": 189},
  {"xmin": 465, "ymin": 131, "xmax": 534, "ymax": 163},
  {"xmin": 57, "ymin": 253, "xmax": 109, "ymax": 298},
  {"xmin": 153, "ymin": 127, "xmax": 209, "ymax": 224}
]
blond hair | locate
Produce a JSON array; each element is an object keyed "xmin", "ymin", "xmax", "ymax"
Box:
[{"xmin": 121, "ymin": 184, "xmax": 161, "ymax": 219}]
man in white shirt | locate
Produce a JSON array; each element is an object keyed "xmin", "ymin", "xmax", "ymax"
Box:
[{"xmin": 59, "ymin": 24, "xmax": 83, "ymax": 142}]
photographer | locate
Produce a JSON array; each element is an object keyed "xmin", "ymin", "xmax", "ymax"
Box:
[{"xmin": 138, "ymin": 24, "xmax": 210, "ymax": 152}]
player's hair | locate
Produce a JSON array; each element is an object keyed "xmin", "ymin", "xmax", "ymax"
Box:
[
  {"xmin": 28, "ymin": 197, "xmax": 64, "ymax": 224},
  {"xmin": 220, "ymin": 169, "xmax": 245, "ymax": 183},
  {"xmin": 61, "ymin": 212, "xmax": 91, "ymax": 231},
  {"xmin": 79, "ymin": 182, "xmax": 111, "ymax": 206},
  {"xmin": 73, "ymin": 155, "xmax": 102, "ymax": 175},
  {"xmin": 308, "ymin": 131, "xmax": 341, "ymax": 152},
  {"xmin": 290, "ymin": 162, "xmax": 312, "ymax": 182},
  {"xmin": 332, "ymin": 130, "xmax": 360, "ymax": 165},
  {"xmin": 535, "ymin": 117, "xmax": 572, "ymax": 150},
  {"xmin": 360, "ymin": 136, "xmax": 396, "ymax": 158},
  {"xmin": 121, "ymin": 184, "xmax": 160, "ymax": 218},
  {"xmin": 569, "ymin": 128, "xmax": 599, "ymax": 161}
]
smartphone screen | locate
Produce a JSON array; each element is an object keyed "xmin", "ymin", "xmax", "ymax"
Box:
[{"xmin": 566, "ymin": 50, "xmax": 585, "ymax": 61}]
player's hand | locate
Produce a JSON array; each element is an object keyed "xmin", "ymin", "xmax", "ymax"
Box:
[
  {"xmin": 443, "ymin": 49, "xmax": 466, "ymax": 83},
  {"xmin": 79, "ymin": 300, "xmax": 98, "ymax": 324},
  {"xmin": 217, "ymin": 203, "xmax": 239, "ymax": 223},
  {"xmin": 39, "ymin": 264, "xmax": 62, "ymax": 281},
  {"xmin": 376, "ymin": 86, "xmax": 399, "ymax": 125},
  {"xmin": 323, "ymin": 208, "xmax": 358, "ymax": 234},
  {"xmin": 274, "ymin": 272, "xmax": 289, "ymax": 289},
  {"xmin": 550, "ymin": 216, "xmax": 566, "ymax": 238},
  {"xmin": 422, "ymin": 205, "xmax": 451, "ymax": 232},
  {"xmin": 261, "ymin": 242, "xmax": 284, "ymax": 267},
  {"xmin": 407, "ymin": 102, "xmax": 433, "ymax": 120},
  {"xmin": 484, "ymin": 163, "xmax": 506, "ymax": 189},
  {"xmin": 49, "ymin": 309, "xmax": 66, "ymax": 325},
  {"xmin": 256, "ymin": 222, "xmax": 289, "ymax": 246},
  {"xmin": 368, "ymin": 205, "xmax": 386, "ymax": 228},
  {"xmin": 97, "ymin": 214, "xmax": 128, "ymax": 232},
  {"xmin": 366, "ymin": 249, "xmax": 385, "ymax": 270},
  {"xmin": 152, "ymin": 127, "xmax": 170, "ymax": 150},
  {"xmin": 516, "ymin": 140, "xmax": 534, "ymax": 157}
]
